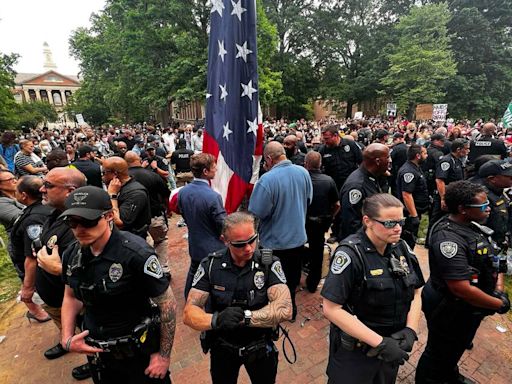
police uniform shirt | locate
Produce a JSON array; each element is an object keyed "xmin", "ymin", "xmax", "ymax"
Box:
[
  {"xmin": 118, "ymin": 178, "xmax": 151, "ymax": 233},
  {"xmin": 128, "ymin": 166, "xmax": 170, "ymax": 217},
  {"xmin": 192, "ymin": 248, "xmax": 287, "ymax": 344},
  {"xmin": 144, "ymin": 155, "xmax": 169, "ymax": 174},
  {"xmin": 171, "ymin": 148, "xmax": 194, "ymax": 173},
  {"xmin": 37, "ymin": 209, "xmax": 77, "ymax": 308},
  {"xmin": 396, "ymin": 161, "xmax": 429, "ymax": 213},
  {"xmin": 468, "ymin": 135, "xmax": 507, "ymax": 164},
  {"xmin": 390, "ymin": 142, "xmax": 408, "ymax": 175},
  {"xmin": 321, "ymin": 230, "xmax": 424, "ymax": 335},
  {"xmin": 10, "ymin": 202, "xmax": 53, "ymax": 269},
  {"xmin": 435, "ymin": 153, "xmax": 464, "ymax": 184},
  {"xmin": 63, "ymin": 230, "xmax": 169, "ymax": 339},
  {"xmin": 307, "ymin": 170, "xmax": 339, "ymax": 219},
  {"xmin": 318, "ymin": 138, "xmax": 363, "ymax": 190}
]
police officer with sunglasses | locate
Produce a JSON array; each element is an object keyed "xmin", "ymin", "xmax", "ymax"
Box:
[
  {"xmin": 183, "ymin": 211, "xmax": 292, "ymax": 384},
  {"xmin": 416, "ymin": 181, "xmax": 510, "ymax": 384},
  {"xmin": 321, "ymin": 193, "xmax": 424, "ymax": 384},
  {"xmin": 59, "ymin": 186, "xmax": 177, "ymax": 383}
]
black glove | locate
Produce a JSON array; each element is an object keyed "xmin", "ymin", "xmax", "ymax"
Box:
[
  {"xmin": 494, "ymin": 291, "xmax": 510, "ymax": 314},
  {"xmin": 404, "ymin": 216, "xmax": 420, "ymax": 234},
  {"xmin": 213, "ymin": 307, "xmax": 244, "ymax": 330},
  {"xmin": 367, "ymin": 337, "xmax": 409, "ymax": 365},
  {"xmin": 390, "ymin": 327, "xmax": 418, "ymax": 352}
]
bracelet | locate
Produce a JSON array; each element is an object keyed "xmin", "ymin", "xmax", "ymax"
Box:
[{"xmin": 64, "ymin": 336, "xmax": 73, "ymax": 352}]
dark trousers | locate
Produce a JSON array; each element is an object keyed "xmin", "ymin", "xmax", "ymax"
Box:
[
  {"xmin": 305, "ymin": 219, "xmax": 330, "ymax": 292},
  {"xmin": 327, "ymin": 328, "xmax": 399, "ymax": 384},
  {"xmin": 210, "ymin": 342, "xmax": 278, "ymax": 384},
  {"xmin": 88, "ymin": 351, "xmax": 171, "ymax": 384},
  {"xmin": 273, "ymin": 247, "xmax": 303, "ymax": 318},
  {"xmin": 426, "ymin": 195, "xmax": 446, "ymax": 245},
  {"xmin": 401, "ymin": 214, "xmax": 423, "ymax": 250},
  {"xmin": 184, "ymin": 260, "xmax": 200, "ymax": 299},
  {"xmin": 415, "ymin": 286, "xmax": 483, "ymax": 383}
]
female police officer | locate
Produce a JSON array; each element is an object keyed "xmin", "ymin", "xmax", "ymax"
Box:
[
  {"xmin": 416, "ymin": 181, "xmax": 510, "ymax": 384},
  {"xmin": 321, "ymin": 193, "xmax": 424, "ymax": 383}
]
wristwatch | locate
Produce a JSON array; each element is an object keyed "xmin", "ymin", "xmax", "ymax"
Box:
[
  {"xmin": 109, "ymin": 194, "xmax": 118, "ymax": 200},
  {"xmin": 244, "ymin": 310, "xmax": 252, "ymax": 326}
]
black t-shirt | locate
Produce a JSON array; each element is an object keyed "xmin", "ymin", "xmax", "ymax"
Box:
[
  {"xmin": 63, "ymin": 230, "xmax": 169, "ymax": 339},
  {"xmin": 118, "ymin": 178, "xmax": 151, "ymax": 235},
  {"xmin": 390, "ymin": 142, "xmax": 408, "ymax": 176},
  {"xmin": 171, "ymin": 149, "xmax": 194, "ymax": 172},
  {"xmin": 128, "ymin": 166, "xmax": 170, "ymax": 217},
  {"xmin": 71, "ymin": 159, "xmax": 103, "ymax": 188},
  {"xmin": 307, "ymin": 170, "xmax": 339, "ymax": 218}
]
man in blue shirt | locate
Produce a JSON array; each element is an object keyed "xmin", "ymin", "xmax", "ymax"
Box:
[{"xmin": 249, "ymin": 141, "xmax": 312, "ymax": 320}]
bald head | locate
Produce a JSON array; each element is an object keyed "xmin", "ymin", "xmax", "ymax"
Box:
[
  {"xmin": 363, "ymin": 143, "xmax": 390, "ymax": 176},
  {"xmin": 124, "ymin": 151, "xmax": 142, "ymax": 167},
  {"xmin": 305, "ymin": 151, "xmax": 321, "ymax": 170},
  {"xmin": 283, "ymin": 135, "xmax": 298, "ymax": 146},
  {"xmin": 481, "ymin": 122, "xmax": 496, "ymax": 136},
  {"xmin": 103, "ymin": 156, "xmax": 129, "ymax": 178},
  {"xmin": 264, "ymin": 141, "xmax": 286, "ymax": 160},
  {"xmin": 49, "ymin": 167, "xmax": 87, "ymax": 188}
]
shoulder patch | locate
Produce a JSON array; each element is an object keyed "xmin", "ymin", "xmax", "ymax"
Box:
[
  {"xmin": 349, "ymin": 189, "xmax": 362, "ymax": 205},
  {"xmin": 271, "ymin": 261, "xmax": 287, "ymax": 283},
  {"xmin": 344, "ymin": 145, "xmax": 350, "ymax": 152},
  {"xmin": 143, "ymin": 255, "xmax": 163, "ymax": 279},
  {"xmin": 26, "ymin": 224, "xmax": 43, "ymax": 240},
  {"xmin": 403, "ymin": 173, "xmax": 415, "ymax": 183},
  {"xmin": 440, "ymin": 162, "xmax": 450, "ymax": 171},
  {"xmin": 331, "ymin": 251, "xmax": 351, "ymax": 274},
  {"xmin": 440, "ymin": 241, "xmax": 458, "ymax": 258},
  {"xmin": 192, "ymin": 264, "xmax": 205, "ymax": 287}
]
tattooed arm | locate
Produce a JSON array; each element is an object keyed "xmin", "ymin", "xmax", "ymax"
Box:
[
  {"xmin": 144, "ymin": 286, "xmax": 177, "ymax": 379},
  {"xmin": 250, "ymin": 284, "xmax": 292, "ymax": 327},
  {"xmin": 183, "ymin": 288, "xmax": 212, "ymax": 331}
]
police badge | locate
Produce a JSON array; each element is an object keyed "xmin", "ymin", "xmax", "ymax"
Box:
[
  {"xmin": 440, "ymin": 241, "xmax": 458, "ymax": 258},
  {"xmin": 399, "ymin": 256, "xmax": 411, "ymax": 274},
  {"xmin": 254, "ymin": 271, "xmax": 265, "ymax": 289},
  {"xmin": 46, "ymin": 235, "xmax": 58, "ymax": 249},
  {"xmin": 109, "ymin": 263, "xmax": 123, "ymax": 282}
]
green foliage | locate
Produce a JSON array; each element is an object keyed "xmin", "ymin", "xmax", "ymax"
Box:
[
  {"xmin": 0, "ymin": 226, "xmax": 18, "ymax": 303},
  {"xmin": 16, "ymin": 101, "xmax": 58, "ymax": 129},
  {"xmin": 381, "ymin": 3, "xmax": 457, "ymax": 117},
  {"xmin": 0, "ymin": 53, "xmax": 20, "ymax": 130}
]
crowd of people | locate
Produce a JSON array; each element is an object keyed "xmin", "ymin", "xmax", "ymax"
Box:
[{"xmin": 0, "ymin": 115, "xmax": 510, "ymax": 383}]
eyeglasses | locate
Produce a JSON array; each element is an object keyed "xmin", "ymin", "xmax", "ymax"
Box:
[
  {"xmin": 102, "ymin": 169, "xmax": 115, "ymax": 176},
  {"xmin": 229, "ymin": 233, "xmax": 258, "ymax": 248},
  {"xmin": 42, "ymin": 180, "xmax": 71, "ymax": 189},
  {"xmin": 465, "ymin": 200, "xmax": 490, "ymax": 212},
  {"xmin": 65, "ymin": 215, "xmax": 105, "ymax": 229},
  {"xmin": 0, "ymin": 177, "xmax": 16, "ymax": 183},
  {"xmin": 372, "ymin": 218, "xmax": 406, "ymax": 229}
]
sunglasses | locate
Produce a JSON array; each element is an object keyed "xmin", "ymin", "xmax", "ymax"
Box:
[
  {"xmin": 372, "ymin": 218, "xmax": 406, "ymax": 229},
  {"xmin": 65, "ymin": 215, "xmax": 104, "ymax": 229},
  {"xmin": 465, "ymin": 200, "xmax": 490, "ymax": 212},
  {"xmin": 43, "ymin": 180, "xmax": 71, "ymax": 189},
  {"xmin": 229, "ymin": 233, "xmax": 258, "ymax": 248}
]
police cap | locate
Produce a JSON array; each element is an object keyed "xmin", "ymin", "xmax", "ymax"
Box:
[{"xmin": 61, "ymin": 186, "xmax": 112, "ymax": 220}]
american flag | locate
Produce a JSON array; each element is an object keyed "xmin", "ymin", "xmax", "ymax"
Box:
[{"xmin": 203, "ymin": 0, "xmax": 263, "ymax": 213}]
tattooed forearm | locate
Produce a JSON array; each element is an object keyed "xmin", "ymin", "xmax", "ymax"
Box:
[
  {"xmin": 183, "ymin": 288, "xmax": 213, "ymax": 331},
  {"xmin": 251, "ymin": 284, "xmax": 292, "ymax": 327},
  {"xmin": 153, "ymin": 286, "xmax": 177, "ymax": 358}
]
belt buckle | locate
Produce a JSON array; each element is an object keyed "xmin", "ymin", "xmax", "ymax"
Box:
[{"xmin": 238, "ymin": 346, "xmax": 246, "ymax": 357}]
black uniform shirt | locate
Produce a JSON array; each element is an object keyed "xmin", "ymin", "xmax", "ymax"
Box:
[
  {"xmin": 192, "ymin": 248, "xmax": 286, "ymax": 345},
  {"xmin": 171, "ymin": 149, "xmax": 194, "ymax": 173},
  {"xmin": 339, "ymin": 166, "xmax": 389, "ymax": 240},
  {"xmin": 63, "ymin": 230, "xmax": 169, "ymax": 339},
  {"xmin": 289, "ymin": 151, "xmax": 305, "ymax": 167},
  {"xmin": 71, "ymin": 159, "xmax": 103, "ymax": 188},
  {"xmin": 396, "ymin": 161, "xmax": 429, "ymax": 213},
  {"xmin": 321, "ymin": 230, "xmax": 424, "ymax": 335},
  {"xmin": 435, "ymin": 153, "xmax": 464, "ymax": 184},
  {"xmin": 37, "ymin": 209, "xmax": 77, "ymax": 308},
  {"xmin": 118, "ymin": 178, "xmax": 151, "ymax": 234},
  {"xmin": 143, "ymin": 155, "xmax": 169, "ymax": 175},
  {"xmin": 128, "ymin": 166, "xmax": 170, "ymax": 217},
  {"xmin": 307, "ymin": 170, "xmax": 339, "ymax": 218},
  {"xmin": 390, "ymin": 142, "xmax": 408, "ymax": 177},
  {"xmin": 318, "ymin": 138, "xmax": 363, "ymax": 190},
  {"xmin": 468, "ymin": 135, "xmax": 507, "ymax": 163}
]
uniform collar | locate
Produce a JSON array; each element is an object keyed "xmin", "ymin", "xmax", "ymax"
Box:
[
  {"xmin": 357, "ymin": 228, "xmax": 398, "ymax": 257},
  {"xmin": 223, "ymin": 248, "xmax": 259, "ymax": 275},
  {"xmin": 93, "ymin": 229, "xmax": 122, "ymax": 262}
]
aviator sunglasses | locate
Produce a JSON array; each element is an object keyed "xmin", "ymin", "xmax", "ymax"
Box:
[
  {"xmin": 229, "ymin": 233, "xmax": 258, "ymax": 248},
  {"xmin": 65, "ymin": 214, "xmax": 107, "ymax": 229},
  {"xmin": 372, "ymin": 218, "xmax": 406, "ymax": 229}
]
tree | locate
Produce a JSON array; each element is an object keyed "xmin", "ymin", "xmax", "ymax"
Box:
[
  {"xmin": 381, "ymin": 3, "xmax": 457, "ymax": 119},
  {"xmin": 16, "ymin": 101, "xmax": 58, "ymax": 129},
  {"xmin": 0, "ymin": 53, "xmax": 20, "ymax": 130}
]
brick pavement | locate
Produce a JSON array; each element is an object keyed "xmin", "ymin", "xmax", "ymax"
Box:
[{"xmin": 0, "ymin": 216, "xmax": 511, "ymax": 383}]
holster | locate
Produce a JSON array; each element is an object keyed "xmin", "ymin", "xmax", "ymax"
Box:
[{"xmin": 200, "ymin": 331, "xmax": 212, "ymax": 354}]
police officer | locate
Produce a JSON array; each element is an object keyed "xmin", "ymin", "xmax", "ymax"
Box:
[
  {"xmin": 396, "ymin": 144, "xmax": 429, "ymax": 249},
  {"xmin": 60, "ymin": 186, "xmax": 177, "ymax": 383},
  {"xmin": 170, "ymin": 138, "xmax": 194, "ymax": 187},
  {"xmin": 339, "ymin": 143, "xmax": 390, "ymax": 241},
  {"xmin": 429, "ymin": 138, "xmax": 469, "ymax": 234},
  {"xmin": 322, "ymin": 193, "xmax": 424, "ymax": 383},
  {"xmin": 421, "ymin": 133, "xmax": 445, "ymax": 199},
  {"xmin": 416, "ymin": 181, "xmax": 510, "ymax": 384},
  {"xmin": 389, "ymin": 133, "xmax": 408, "ymax": 197},
  {"xmin": 183, "ymin": 212, "xmax": 292, "ymax": 384},
  {"xmin": 318, "ymin": 124, "xmax": 362, "ymax": 242},
  {"xmin": 476, "ymin": 160, "xmax": 512, "ymax": 253},
  {"xmin": 468, "ymin": 122, "xmax": 507, "ymax": 164},
  {"xmin": 102, "ymin": 156, "xmax": 151, "ymax": 238}
]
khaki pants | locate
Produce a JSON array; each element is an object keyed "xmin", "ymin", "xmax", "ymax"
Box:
[
  {"xmin": 148, "ymin": 215, "xmax": 169, "ymax": 272},
  {"xmin": 175, "ymin": 172, "xmax": 193, "ymax": 187},
  {"xmin": 42, "ymin": 303, "xmax": 62, "ymax": 330}
]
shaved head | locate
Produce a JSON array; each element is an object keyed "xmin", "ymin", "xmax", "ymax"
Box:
[
  {"xmin": 305, "ymin": 151, "xmax": 321, "ymax": 170},
  {"xmin": 124, "ymin": 151, "xmax": 142, "ymax": 167},
  {"xmin": 264, "ymin": 141, "xmax": 286, "ymax": 160}
]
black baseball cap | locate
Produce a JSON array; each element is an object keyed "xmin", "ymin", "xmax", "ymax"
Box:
[
  {"xmin": 77, "ymin": 145, "xmax": 94, "ymax": 158},
  {"xmin": 375, "ymin": 129, "xmax": 389, "ymax": 139},
  {"xmin": 479, "ymin": 160, "xmax": 512, "ymax": 178},
  {"xmin": 393, "ymin": 132, "xmax": 404, "ymax": 139},
  {"xmin": 60, "ymin": 186, "xmax": 112, "ymax": 220}
]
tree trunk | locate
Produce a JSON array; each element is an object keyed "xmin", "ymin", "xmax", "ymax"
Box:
[
  {"xmin": 407, "ymin": 102, "xmax": 416, "ymax": 121},
  {"xmin": 346, "ymin": 99, "xmax": 354, "ymax": 119}
]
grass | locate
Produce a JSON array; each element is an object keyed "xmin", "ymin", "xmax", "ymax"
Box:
[
  {"xmin": 0, "ymin": 226, "xmax": 19, "ymax": 303},
  {"xmin": 505, "ymin": 275, "xmax": 512, "ymax": 322}
]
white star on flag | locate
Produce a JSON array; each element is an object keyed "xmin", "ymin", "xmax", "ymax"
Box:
[
  {"xmin": 219, "ymin": 83, "xmax": 228, "ymax": 101},
  {"xmin": 235, "ymin": 41, "xmax": 252, "ymax": 62},
  {"xmin": 210, "ymin": 0, "xmax": 224, "ymax": 17},
  {"xmin": 241, "ymin": 80, "xmax": 257, "ymax": 100},
  {"xmin": 223, "ymin": 121, "xmax": 233, "ymax": 140},
  {"xmin": 206, "ymin": 93, "xmax": 212, "ymax": 99},
  {"xmin": 231, "ymin": 0, "xmax": 246, "ymax": 21},
  {"xmin": 247, "ymin": 118, "xmax": 258, "ymax": 136},
  {"xmin": 218, "ymin": 40, "xmax": 227, "ymax": 62}
]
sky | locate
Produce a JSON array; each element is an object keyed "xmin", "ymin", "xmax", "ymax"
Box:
[{"xmin": 0, "ymin": 0, "xmax": 106, "ymax": 76}]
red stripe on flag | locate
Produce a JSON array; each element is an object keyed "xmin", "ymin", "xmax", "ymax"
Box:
[
  {"xmin": 255, "ymin": 123, "xmax": 263, "ymax": 156},
  {"xmin": 225, "ymin": 173, "xmax": 250, "ymax": 214},
  {"xmin": 203, "ymin": 130, "xmax": 220, "ymax": 158}
]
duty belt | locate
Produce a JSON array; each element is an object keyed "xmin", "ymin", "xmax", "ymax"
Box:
[
  {"xmin": 86, "ymin": 335, "xmax": 138, "ymax": 359},
  {"xmin": 216, "ymin": 337, "xmax": 269, "ymax": 358}
]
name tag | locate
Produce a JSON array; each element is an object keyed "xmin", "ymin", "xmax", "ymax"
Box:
[{"xmin": 213, "ymin": 285, "xmax": 225, "ymax": 291}]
